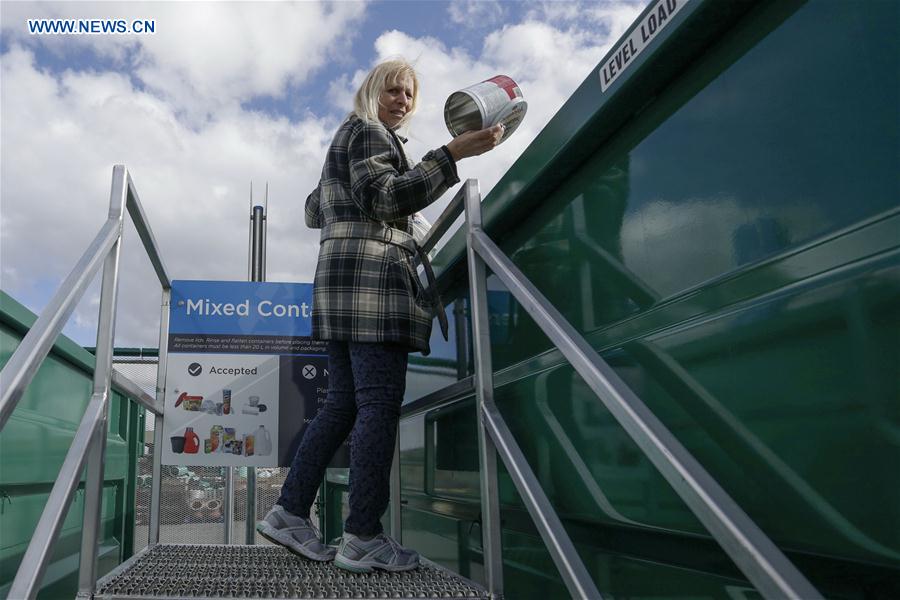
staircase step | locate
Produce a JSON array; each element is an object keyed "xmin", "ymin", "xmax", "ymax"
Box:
[{"xmin": 95, "ymin": 544, "xmax": 490, "ymax": 599}]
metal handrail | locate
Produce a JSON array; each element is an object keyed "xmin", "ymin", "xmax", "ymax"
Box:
[
  {"xmin": 421, "ymin": 182, "xmax": 467, "ymax": 255},
  {"xmin": 462, "ymin": 178, "xmax": 823, "ymax": 599},
  {"xmin": 0, "ymin": 165, "xmax": 171, "ymax": 599},
  {"xmin": 148, "ymin": 288, "xmax": 171, "ymax": 546},
  {"xmin": 0, "ymin": 219, "xmax": 120, "ymax": 432},
  {"xmin": 111, "ymin": 369, "xmax": 162, "ymax": 415},
  {"xmin": 462, "ymin": 180, "xmax": 505, "ymax": 599},
  {"xmin": 125, "ymin": 171, "xmax": 171, "ymax": 289},
  {"xmin": 531, "ymin": 371, "xmax": 646, "ymax": 527},
  {"xmin": 464, "ymin": 179, "xmax": 596, "ymax": 599},
  {"xmin": 626, "ymin": 339, "xmax": 900, "ymax": 560}
]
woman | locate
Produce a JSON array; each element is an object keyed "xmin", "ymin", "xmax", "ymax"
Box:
[{"xmin": 258, "ymin": 59, "xmax": 503, "ymax": 572}]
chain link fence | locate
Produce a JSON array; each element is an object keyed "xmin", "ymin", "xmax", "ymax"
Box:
[{"xmin": 113, "ymin": 359, "xmax": 299, "ymax": 554}]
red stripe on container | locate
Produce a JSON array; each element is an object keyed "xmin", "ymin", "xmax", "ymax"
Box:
[{"xmin": 487, "ymin": 75, "xmax": 518, "ymax": 100}]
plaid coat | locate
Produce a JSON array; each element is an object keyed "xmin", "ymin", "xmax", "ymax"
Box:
[{"xmin": 305, "ymin": 115, "xmax": 459, "ymax": 354}]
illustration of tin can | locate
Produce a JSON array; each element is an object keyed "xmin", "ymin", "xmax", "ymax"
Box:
[
  {"xmin": 222, "ymin": 389, "xmax": 231, "ymax": 415},
  {"xmin": 223, "ymin": 427, "xmax": 235, "ymax": 452},
  {"xmin": 444, "ymin": 75, "xmax": 527, "ymax": 145}
]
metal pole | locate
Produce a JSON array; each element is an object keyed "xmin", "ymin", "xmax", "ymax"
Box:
[
  {"xmin": 262, "ymin": 184, "xmax": 268, "ymax": 282},
  {"xmin": 148, "ymin": 287, "xmax": 171, "ymax": 545},
  {"xmin": 244, "ymin": 204, "xmax": 266, "ymax": 544},
  {"xmin": 455, "ymin": 300, "xmax": 469, "ymax": 380},
  {"xmin": 224, "ymin": 468, "xmax": 234, "ymax": 544},
  {"xmin": 463, "ymin": 179, "xmax": 504, "ymax": 599},
  {"xmin": 226, "ymin": 186, "xmax": 256, "ymax": 544},
  {"xmin": 77, "ymin": 165, "xmax": 128, "ymax": 598},
  {"xmin": 390, "ymin": 432, "xmax": 402, "ymax": 540},
  {"xmin": 251, "ymin": 205, "xmax": 265, "ymax": 281}
]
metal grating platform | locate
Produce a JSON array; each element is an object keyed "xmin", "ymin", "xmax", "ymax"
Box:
[{"xmin": 95, "ymin": 544, "xmax": 490, "ymax": 599}]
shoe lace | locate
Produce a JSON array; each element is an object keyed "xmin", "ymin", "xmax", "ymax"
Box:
[
  {"xmin": 300, "ymin": 517, "xmax": 323, "ymax": 540},
  {"xmin": 379, "ymin": 533, "xmax": 403, "ymax": 555}
]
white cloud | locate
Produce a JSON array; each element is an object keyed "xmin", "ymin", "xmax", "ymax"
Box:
[
  {"xmin": 620, "ymin": 195, "xmax": 827, "ymax": 298},
  {"xmin": 0, "ymin": 1, "xmax": 367, "ymax": 121},
  {"xmin": 526, "ymin": 1, "xmax": 646, "ymax": 39},
  {"xmin": 447, "ymin": 0, "xmax": 507, "ymax": 29},
  {"xmin": 1, "ymin": 0, "xmax": 650, "ymax": 348},
  {"xmin": 0, "ymin": 43, "xmax": 337, "ymax": 346},
  {"xmin": 359, "ymin": 8, "xmax": 646, "ymax": 225}
]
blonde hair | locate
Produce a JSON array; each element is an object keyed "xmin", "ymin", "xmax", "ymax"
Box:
[{"xmin": 353, "ymin": 59, "xmax": 419, "ymax": 129}]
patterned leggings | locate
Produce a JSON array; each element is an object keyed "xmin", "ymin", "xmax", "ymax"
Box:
[{"xmin": 277, "ymin": 341, "xmax": 408, "ymax": 536}]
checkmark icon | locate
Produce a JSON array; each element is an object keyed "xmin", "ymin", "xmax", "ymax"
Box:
[{"xmin": 188, "ymin": 363, "xmax": 202, "ymax": 376}]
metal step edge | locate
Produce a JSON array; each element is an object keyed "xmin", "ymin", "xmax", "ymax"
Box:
[
  {"xmin": 94, "ymin": 544, "xmax": 154, "ymax": 594},
  {"xmin": 93, "ymin": 543, "xmax": 490, "ymax": 600}
]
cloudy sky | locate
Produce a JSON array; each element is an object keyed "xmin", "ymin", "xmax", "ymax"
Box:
[{"xmin": 0, "ymin": 0, "xmax": 647, "ymax": 349}]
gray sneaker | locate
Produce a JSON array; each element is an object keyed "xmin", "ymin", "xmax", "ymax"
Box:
[
  {"xmin": 256, "ymin": 505, "xmax": 336, "ymax": 561},
  {"xmin": 334, "ymin": 532, "xmax": 419, "ymax": 573}
]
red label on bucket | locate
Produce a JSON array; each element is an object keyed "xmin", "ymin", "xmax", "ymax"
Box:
[{"xmin": 487, "ymin": 75, "xmax": 519, "ymax": 100}]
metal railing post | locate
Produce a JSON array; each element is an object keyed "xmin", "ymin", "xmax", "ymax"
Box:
[
  {"xmin": 224, "ymin": 468, "xmax": 234, "ymax": 543},
  {"xmin": 390, "ymin": 432, "xmax": 402, "ymax": 541},
  {"xmin": 77, "ymin": 165, "xmax": 128, "ymax": 598},
  {"xmin": 148, "ymin": 288, "xmax": 171, "ymax": 545},
  {"xmin": 244, "ymin": 204, "xmax": 266, "ymax": 544},
  {"xmin": 463, "ymin": 179, "xmax": 504, "ymax": 599}
]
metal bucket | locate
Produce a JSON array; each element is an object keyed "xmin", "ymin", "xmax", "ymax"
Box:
[{"xmin": 444, "ymin": 75, "xmax": 527, "ymax": 145}]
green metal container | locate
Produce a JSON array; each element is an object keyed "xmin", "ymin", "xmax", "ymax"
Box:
[
  {"xmin": 326, "ymin": 0, "xmax": 899, "ymax": 596},
  {"xmin": 0, "ymin": 292, "xmax": 144, "ymax": 599}
]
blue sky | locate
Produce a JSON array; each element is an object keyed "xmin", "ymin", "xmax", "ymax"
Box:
[{"xmin": 0, "ymin": 0, "xmax": 648, "ymax": 347}]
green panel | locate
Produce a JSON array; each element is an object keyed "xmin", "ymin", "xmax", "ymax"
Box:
[
  {"xmin": 406, "ymin": 298, "xmax": 469, "ymax": 401},
  {"xmin": 321, "ymin": 473, "xmax": 391, "ymax": 544},
  {"xmin": 381, "ymin": 0, "xmax": 900, "ymax": 597},
  {"xmin": 486, "ymin": 0, "xmax": 898, "ymax": 367},
  {"xmin": 0, "ymin": 291, "xmax": 143, "ymax": 598},
  {"xmin": 397, "ymin": 490, "xmax": 758, "ymax": 599}
]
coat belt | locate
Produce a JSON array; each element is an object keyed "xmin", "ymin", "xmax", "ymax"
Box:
[{"xmin": 320, "ymin": 222, "xmax": 449, "ymax": 341}]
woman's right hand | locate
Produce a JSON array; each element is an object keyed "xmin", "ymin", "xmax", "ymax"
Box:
[{"xmin": 446, "ymin": 124, "xmax": 505, "ymax": 161}]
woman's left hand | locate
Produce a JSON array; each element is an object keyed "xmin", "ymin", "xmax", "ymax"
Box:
[{"xmin": 446, "ymin": 124, "xmax": 505, "ymax": 161}]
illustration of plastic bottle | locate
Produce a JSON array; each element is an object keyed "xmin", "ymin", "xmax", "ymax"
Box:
[{"xmin": 255, "ymin": 425, "xmax": 272, "ymax": 456}]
